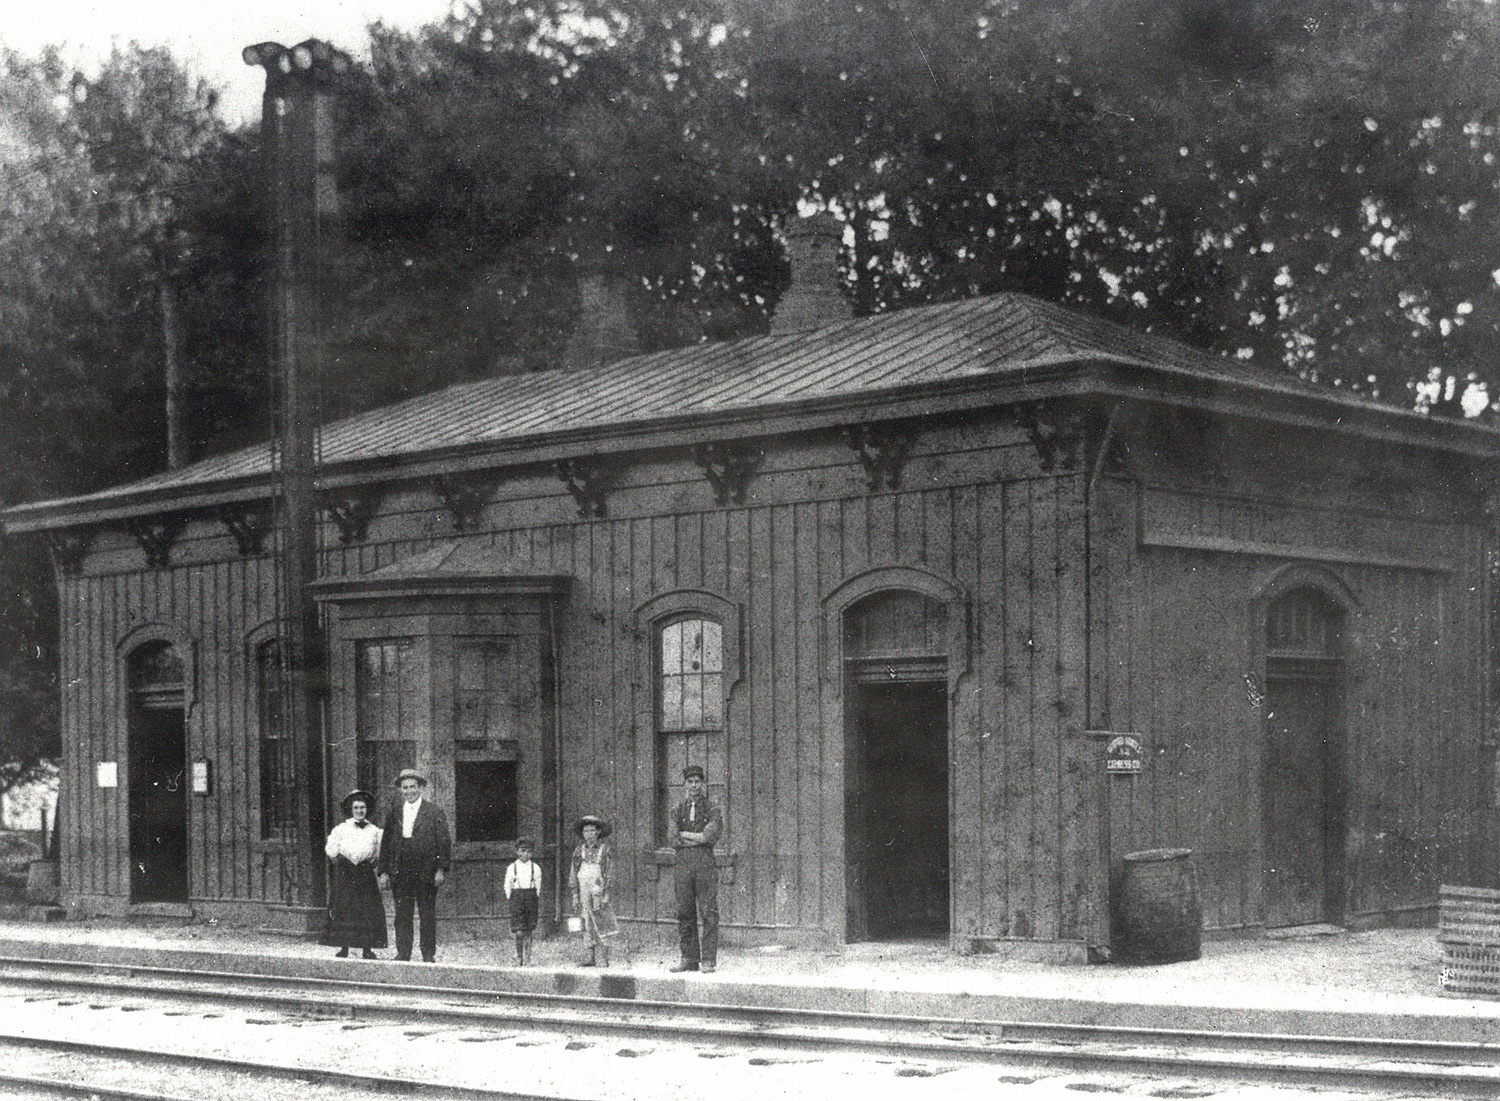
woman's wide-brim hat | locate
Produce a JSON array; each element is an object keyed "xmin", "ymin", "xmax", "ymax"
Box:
[
  {"xmin": 395, "ymin": 768, "xmax": 427, "ymax": 787},
  {"xmin": 341, "ymin": 789, "xmax": 376, "ymax": 815},
  {"xmin": 574, "ymin": 814, "xmax": 612, "ymax": 838}
]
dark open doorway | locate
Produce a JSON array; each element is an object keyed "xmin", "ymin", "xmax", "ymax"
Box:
[
  {"xmin": 127, "ymin": 642, "xmax": 189, "ymax": 904},
  {"xmin": 846, "ymin": 680, "xmax": 949, "ymax": 941}
]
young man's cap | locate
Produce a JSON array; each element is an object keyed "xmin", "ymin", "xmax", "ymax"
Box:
[
  {"xmin": 514, "ymin": 836, "xmax": 535, "ymax": 851},
  {"xmin": 681, "ymin": 765, "xmax": 706, "ymax": 780}
]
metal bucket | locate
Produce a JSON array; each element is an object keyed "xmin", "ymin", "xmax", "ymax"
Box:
[{"xmin": 1112, "ymin": 848, "xmax": 1201, "ymax": 964}]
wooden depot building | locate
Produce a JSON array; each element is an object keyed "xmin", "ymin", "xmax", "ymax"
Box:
[{"xmin": 8, "ymin": 225, "xmax": 1500, "ymax": 958}]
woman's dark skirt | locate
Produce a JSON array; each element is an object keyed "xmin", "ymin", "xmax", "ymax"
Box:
[{"xmin": 321, "ymin": 861, "xmax": 388, "ymax": 949}]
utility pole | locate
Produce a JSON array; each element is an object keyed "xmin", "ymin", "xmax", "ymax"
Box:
[{"xmin": 243, "ymin": 39, "xmax": 350, "ymax": 911}]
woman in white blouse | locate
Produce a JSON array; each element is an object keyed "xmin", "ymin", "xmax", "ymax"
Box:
[{"xmin": 321, "ymin": 790, "xmax": 388, "ymax": 958}]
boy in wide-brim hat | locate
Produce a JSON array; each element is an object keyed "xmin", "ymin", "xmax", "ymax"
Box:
[{"xmin": 570, "ymin": 814, "xmax": 620, "ymax": 966}]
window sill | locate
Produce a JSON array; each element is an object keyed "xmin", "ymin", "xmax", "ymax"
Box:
[{"xmin": 641, "ymin": 847, "xmax": 736, "ymax": 884}]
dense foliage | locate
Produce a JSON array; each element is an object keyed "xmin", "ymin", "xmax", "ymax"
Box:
[
  {"xmin": 0, "ymin": 44, "xmax": 261, "ymax": 785},
  {"xmin": 339, "ymin": 0, "xmax": 1500, "ymax": 414}
]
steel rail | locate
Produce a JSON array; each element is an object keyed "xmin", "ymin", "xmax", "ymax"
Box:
[
  {"xmin": 3, "ymin": 954, "xmax": 1500, "ymax": 1096},
  {"xmin": 0, "ymin": 1069, "xmax": 197, "ymax": 1101},
  {"xmin": 0, "ymin": 1034, "xmax": 584, "ymax": 1101},
  {"xmin": 0, "ymin": 952, "xmax": 1492, "ymax": 1064}
]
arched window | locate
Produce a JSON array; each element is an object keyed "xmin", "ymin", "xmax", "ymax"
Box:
[
  {"xmin": 1266, "ymin": 587, "xmax": 1343, "ymax": 679},
  {"xmin": 843, "ymin": 590, "xmax": 949, "ymax": 682},
  {"xmin": 658, "ymin": 617, "xmax": 724, "ymax": 733},
  {"xmin": 128, "ymin": 640, "xmax": 184, "ymax": 703},
  {"xmin": 655, "ymin": 615, "xmax": 725, "ymax": 837},
  {"xmin": 255, "ymin": 638, "xmax": 294, "ymax": 840}
]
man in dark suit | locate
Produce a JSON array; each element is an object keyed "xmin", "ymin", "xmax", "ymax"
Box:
[{"xmin": 377, "ymin": 768, "xmax": 452, "ymax": 962}]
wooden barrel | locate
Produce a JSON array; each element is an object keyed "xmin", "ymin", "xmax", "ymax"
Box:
[{"xmin": 1113, "ymin": 848, "xmax": 1201, "ymax": 964}]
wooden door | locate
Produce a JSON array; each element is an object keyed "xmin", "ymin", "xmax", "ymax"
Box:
[
  {"xmin": 1262, "ymin": 586, "xmax": 1345, "ymax": 929},
  {"xmin": 1264, "ymin": 676, "xmax": 1339, "ymax": 927}
]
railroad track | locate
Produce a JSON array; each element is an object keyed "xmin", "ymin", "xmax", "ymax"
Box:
[
  {"xmin": 1, "ymin": 953, "xmax": 1499, "ymax": 1098},
  {"xmin": 0, "ymin": 1032, "xmax": 577, "ymax": 1101}
]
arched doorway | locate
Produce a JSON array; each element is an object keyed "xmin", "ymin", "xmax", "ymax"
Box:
[
  {"xmin": 1263, "ymin": 586, "xmax": 1346, "ymax": 928},
  {"xmin": 843, "ymin": 590, "xmax": 950, "ymax": 941},
  {"xmin": 127, "ymin": 641, "xmax": 188, "ymax": 903}
]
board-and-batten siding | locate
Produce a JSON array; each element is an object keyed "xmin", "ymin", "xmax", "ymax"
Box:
[
  {"xmin": 309, "ymin": 424, "xmax": 1092, "ymax": 942},
  {"xmin": 1091, "ymin": 472, "xmax": 1492, "ymax": 931},
  {"xmin": 60, "ymin": 405, "xmax": 1489, "ymax": 940},
  {"xmin": 58, "ymin": 551, "xmax": 301, "ymax": 909},
  {"xmin": 59, "ymin": 418, "xmax": 1105, "ymax": 943}
]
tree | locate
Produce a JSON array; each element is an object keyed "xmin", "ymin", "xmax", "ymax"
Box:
[
  {"xmin": 333, "ymin": 0, "xmax": 1500, "ymax": 418},
  {"xmin": 0, "ymin": 44, "xmax": 258, "ymax": 788}
]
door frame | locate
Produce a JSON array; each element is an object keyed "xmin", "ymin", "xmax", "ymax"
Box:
[
  {"xmin": 116, "ymin": 625, "xmax": 196, "ymax": 906},
  {"xmin": 1250, "ymin": 564, "xmax": 1357, "ymax": 929},
  {"xmin": 821, "ymin": 566, "xmax": 969, "ymax": 946},
  {"xmin": 127, "ymin": 698, "xmax": 188, "ymax": 903},
  {"xmin": 121, "ymin": 635, "xmax": 191, "ymax": 904},
  {"xmin": 844, "ymin": 675, "xmax": 950, "ymax": 941}
]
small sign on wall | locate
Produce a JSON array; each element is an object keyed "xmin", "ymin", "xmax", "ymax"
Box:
[
  {"xmin": 191, "ymin": 760, "xmax": 213, "ymax": 796},
  {"xmin": 1104, "ymin": 734, "xmax": 1144, "ymax": 774},
  {"xmin": 96, "ymin": 762, "xmax": 118, "ymax": 788}
]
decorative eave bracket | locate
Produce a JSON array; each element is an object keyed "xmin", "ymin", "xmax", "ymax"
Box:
[
  {"xmin": 555, "ymin": 458, "xmax": 617, "ymax": 518},
  {"xmin": 125, "ymin": 514, "xmax": 188, "ymax": 570},
  {"xmin": 215, "ymin": 502, "xmax": 274, "ymax": 557},
  {"xmin": 1010, "ymin": 398, "xmax": 1128, "ymax": 477},
  {"xmin": 844, "ymin": 423, "xmax": 915, "ymax": 492},
  {"xmin": 431, "ymin": 474, "xmax": 497, "ymax": 533},
  {"xmin": 321, "ymin": 484, "xmax": 387, "ymax": 545},
  {"xmin": 693, "ymin": 441, "xmax": 764, "ymax": 505},
  {"xmin": 46, "ymin": 529, "xmax": 93, "ymax": 575}
]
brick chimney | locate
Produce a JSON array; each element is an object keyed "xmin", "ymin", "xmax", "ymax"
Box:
[
  {"xmin": 562, "ymin": 265, "xmax": 641, "ymax": 369},
  {"xmin": 770, "ymin": 211, "xmax": 850, "ymax": 335}
]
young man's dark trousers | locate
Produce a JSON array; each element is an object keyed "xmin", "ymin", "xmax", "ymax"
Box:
[
  {"xmin": 392, "ymin": 872, "xmax": 439, "ymax": 962},
  {"xmin": 674, "ymin": 845, "xmax": 719, "ymax": 967}
]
